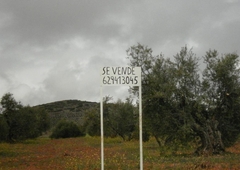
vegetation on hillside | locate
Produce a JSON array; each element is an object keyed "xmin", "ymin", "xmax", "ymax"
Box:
[{"xmin": 37, "ymin": 100, "xmax": 98, "ymax": 127}]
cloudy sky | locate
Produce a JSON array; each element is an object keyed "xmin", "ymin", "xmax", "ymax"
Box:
[{"xmin": 0, "ymin": 0, "xmax": 240, "ymax": 106}]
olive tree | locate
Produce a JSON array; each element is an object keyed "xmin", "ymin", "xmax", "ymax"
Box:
[
  {"xmin": 0, "ymin": 93, "xmax": 50, "ymax": 142},
  {"xmin": 127, "ymin": 43, "xmax": 240, "ymax": 155},
  {"xmin": 192, "ymin": 51, "xmax": 240, "ymax": 155}
]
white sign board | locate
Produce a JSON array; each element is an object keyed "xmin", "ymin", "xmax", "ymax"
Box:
[
  {"xmin": 101, "ymin": 66, "xmax": 141, "ymax": 86},
  {"xmin": 100, "ymin": 66, "xmax": 143, "ymax": 170}
]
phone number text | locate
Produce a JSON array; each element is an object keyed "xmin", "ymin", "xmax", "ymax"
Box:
[{"xmin": 102, "ymin": 76, "xmax": 139, "ymax": 85}]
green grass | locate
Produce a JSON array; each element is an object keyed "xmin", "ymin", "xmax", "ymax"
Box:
[{"xmin": 0, "ymin": 137, "xmax": 240, "ymax": 169}]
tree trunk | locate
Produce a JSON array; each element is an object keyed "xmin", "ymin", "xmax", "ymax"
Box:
[
  {"xmin": 154, "ymin": 135, "xmax": 162, "ymax": 147},
  {"xmin": 192, "ymin": 119, "xmax": 225, "ymax": 156}
]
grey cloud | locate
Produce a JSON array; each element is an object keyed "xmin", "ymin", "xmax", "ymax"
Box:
[
  {"xmin": 127, "ymin": 1, "xmax": 240, "ymax": 56},
  {"xmin": 0, "ymin": 0, "xmax": 134, "ymax": 46},
  {"xmin": 1, "ymin": 0, "xmax": 240, "ymax": 106}
]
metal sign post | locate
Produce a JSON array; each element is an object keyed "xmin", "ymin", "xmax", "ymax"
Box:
[
  {"xmin": 139, "ymin": 84, "xmax": 143, "ymax": 170},
  {"xmin": 100, "ymin": 86, "xmax": 104, "ymax": 170},
  {"xmin": 100, "ymin": 66, "xmax": 142, "ymax": 170}
]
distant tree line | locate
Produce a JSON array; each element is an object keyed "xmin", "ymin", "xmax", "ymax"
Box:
[
  {"xmin": 0, "ymin": 93, "xmax": 50, "ymax": 142},
  {"xmin": 0, "ymin": 93, "xmax": 138, "ymax": 142}
]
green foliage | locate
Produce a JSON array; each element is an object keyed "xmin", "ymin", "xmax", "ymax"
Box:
[
  {"xmin": 34, "ymin": 107, "xmax": 50, "ymax": 134},
  {"xmin": 127, "ymin": 44, "xmax": 183, "ymax": 146},
  {"xmin": 201, "ymin": 51, "xmax": 240, "ymax": 147},
  {"xmin": 0, "ymin": 93, "xmax": 22, "ymax": 112},
  {"xmin": 127, "ymin": 43, "xmax": 240, "ymax": 155},
  {"xmin": 83, "ymin": 108, "xmax": 100, "ymax": 136},
  {"xmin": 12, "ymin": 106, "xmax": 41, "ymax": 140},
  {"xmin": 0, "ymin": 93, "xmax": 23, "ymax": 142},
  {"xmin": 0, "ymin": 93, "xmax": 50, "ymax": 142},
  {"xmin": 104, "ymin": 98, "xmax": 137, "ymax": 141},
  {"xmin": 50, "ymin": 120, "xmax": 84, "ymax": 139},
  {"xmin": 132, "ymin": 124, "xmax": 151, "ymax": 142},
  {"xmin": 0, "ymin": 115, "xmax": 8, "ymax": 142},
  {"xmin": 83, "ymin": 97, "xmax": 138, "ymax": 141}
]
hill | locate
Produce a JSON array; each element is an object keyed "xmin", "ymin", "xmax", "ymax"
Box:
[{"xmin": 35, "ymin": 100, "xmax": 98, "ymax": 127}]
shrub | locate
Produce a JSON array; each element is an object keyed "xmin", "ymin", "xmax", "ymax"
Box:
[{"xmin": 50, "ymin": 120, "xmax": 84, "ymax": 139}]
